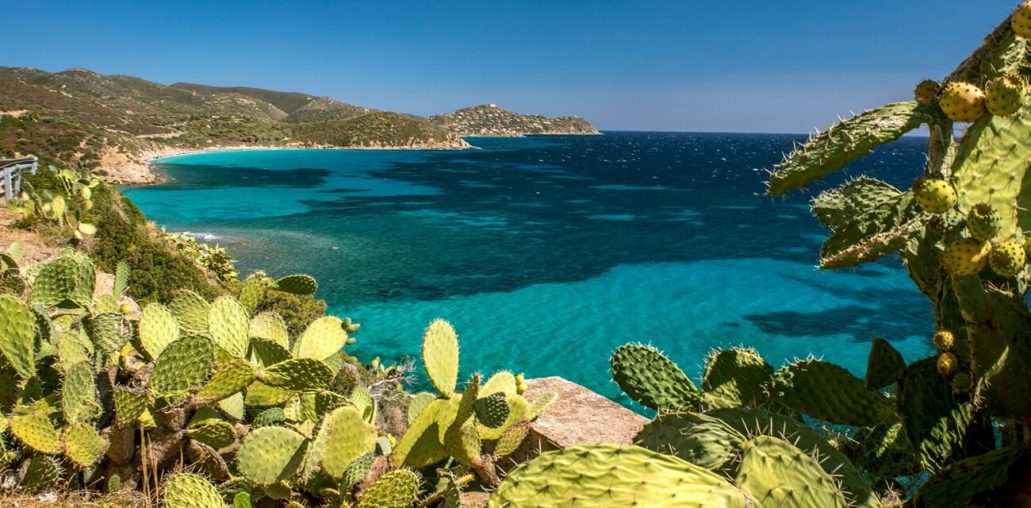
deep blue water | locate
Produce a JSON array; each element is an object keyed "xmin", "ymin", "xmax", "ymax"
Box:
[{"xmin": 124, "ymin": 133, "xmax": 935, "ymax": 406}]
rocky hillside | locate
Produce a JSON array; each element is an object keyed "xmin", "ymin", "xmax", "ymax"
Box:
[
  {"xmin": 0, "ymin": 67, "xmax": 469, "ymax": 181},
  {"xmin": 429, "ymin": 104, "xmax": 599, "ymax": 136}
]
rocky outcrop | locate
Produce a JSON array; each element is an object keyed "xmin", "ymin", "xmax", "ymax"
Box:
[
  {"xmin": 429, "ymin": 104, "xmax": 600, "ymax": 137},
  {"xmin": 511, "ymin": 376, "xmax": 646, "ymax": 464}
]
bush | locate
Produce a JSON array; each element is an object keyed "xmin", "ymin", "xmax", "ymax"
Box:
[{"xmin": 258, "ymin": 289, "xmax": 327, "ymax": 337}]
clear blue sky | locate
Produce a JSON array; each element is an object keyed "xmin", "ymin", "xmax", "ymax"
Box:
[{"xmin": 2, "ymin": 1, "xmax": 1018, "ymax": 132}]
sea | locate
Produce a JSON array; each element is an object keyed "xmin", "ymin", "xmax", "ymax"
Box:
[{"xmin": 123, "ymin": 132, "xmax": 935, "ymax": 408}]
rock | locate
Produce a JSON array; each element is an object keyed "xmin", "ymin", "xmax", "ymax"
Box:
[{"xmin": 510, "ymin": 376, "xmax": 647, "ymax": 464}]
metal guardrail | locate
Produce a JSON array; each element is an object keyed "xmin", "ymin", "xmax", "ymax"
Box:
[{"xmin": 0, "ymin": 156, "xmax": 38, "ymax": 201}]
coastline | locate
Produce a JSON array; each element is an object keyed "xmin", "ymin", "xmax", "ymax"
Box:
[{"xmin": 104, "ymin": 139, "xmax": 477, "ymax": 187}]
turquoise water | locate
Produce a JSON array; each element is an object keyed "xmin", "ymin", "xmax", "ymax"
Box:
[{"xmin": 124, "ymin": 133, "xmax": 935, "ymax": 407}]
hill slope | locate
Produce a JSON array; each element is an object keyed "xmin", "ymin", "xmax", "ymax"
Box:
[
  {"xmin": 0, "ymin": 67, "xmax": 469, "ymax": 182},
  {"xmin": 429, "ymin": 104, "xmax": 599, "ymax": 136}
]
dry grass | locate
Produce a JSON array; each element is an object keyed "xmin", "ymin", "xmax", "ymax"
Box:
[{"xmin": 0, "ymin": 490, "xmax": 149, "ymax": 507}]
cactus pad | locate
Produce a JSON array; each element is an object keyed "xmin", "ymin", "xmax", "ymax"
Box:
[
  {"xmin": 188, "ymin": 418, "xmax": 238, "ymax": 450},
  {"xmin": 865, "ymin": 338, "xmax": 906, "ymax": 389},
  {"xmin": 169, "ymin": 290, "xmax": 210, "ymax": 335},
  {"xmin": 634, "ymin": 411, "xmax": 745, "ymax": 472},
  {"xmin": 314, "ymin": 406, "xmax": 377, "ymax": 479},
  {"xmin": 62, "ymin": 361, "xmax": 99, "ymax": 423},
  {"xmin": 113, "ymin": 387, "xmax": 149, "ymax": 427},
  {"xmin": 422, "ymin": 319, "xmax": 460, "ymax": 398},
  {"xmin": 20, "ymin": 455, "xmax": 63, "ymax": 491},
  {"xmin": 249, "ymin": 311, "xmax": 290, "ymax": 349},
  {"xmin": 481, "ymin": 371, "xmax": 517, "ymax": 397},
  {"xmin": 194, "ymin": 358, "xmax": 257, "ymax": 404},
  {"xmin": 293, "ymin": 316, "xmax": 347, "ymax": 362},
  {"xmin": 492, "ymin": 419, "xmax": 531, "ymax": 460},
  {"xmin": 767, "ymin": 102, "xmax": 925, "ymax": 195},
  {"xmin": 30, "ymin": 256, "xmax": 81, "ymax": 307},
  {"xmin": 162, "ymin": 472, "xmax": 225, "ymax": 508},
  {"xmin": 349, "ymin": 386, "xmax": 376, "ymax": 425},
  {"xmin": 208, "ymin": 296, "xmax": 250, "ymax": 358},
  {"xmin": 238, "ymin": 272, "xmax": 275, "ymax": 313},
  {"xmin": 139, "ymin": 303, "xmax": 180, "ymax": 359},
  {"xmin": 10, "ymin": 413, "xmax": 62, "ymax": 454},
  {"xmin": 63, "ymin": 423, "xmax": 108, "ymax": 467},
  {"xmin": 527, "ymin": 391, "xmax": 558, "ymax": 419},
  {"xmin": 259, "ymin": 358, "xmax": 334, "ymax": 392},
  {"xmin": 245, "ymin": 381, "xmax": 293, "ymax": 407},
  {"xmin": 489, "ymin": 445, "xmax": 749, "ymax": 507},
  {"xmin": 393, "ymin": 398, "xmax": 460, "ymax": 468},
  {"xmin": 150, "ymin": 336, "xmax": 214, "ymax": 397},
  {"xmin": 702, "ymin": 347, "xmax": 773, "ymax": 407},
  {"xmin": 250, "ymin": 336, "xmax": 291, "ymax": 366},
  {"xmin": 341, "ymin": 451, "xmax": 374, "ymax": 491},
  {"xmin": 773, "ymin": 359, "xmax": 894, "ymax": 426},
  {"xmin": 407, "ymin": 392, "xmax": 437, "ymax": 425},
  {"xmin": 912, "ymin": 445, "xmax": 1028, "ymax": 508},
  {"xmin": 610, "ymin": 343, "xmax": 701, "ymax": 411},
  {"xmin": 236, "ymin": 425, "xmax": 308, "ymax": 485},
  {"xmin": 274, "ymin": 274, "xmax": 318, "ymax": 295},
  {"xmin": 356, "ymin": 469, "xmax": 421, "ymax": 508},
  {"xmin": 473, "ymin": 392, "xmax": 510, "ymax": 428},
  {"xmin": 0, "ymin": 295, "xmax": 37, "ymax": 379},
  {"xmin": 736, "ymin": 435, "xmax": 848, "ymax": 508},
  {"xmin": 88, "ymin": 312, "xmax": 128, "ymax": 355}
]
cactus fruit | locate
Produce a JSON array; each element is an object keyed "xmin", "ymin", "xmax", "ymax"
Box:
[
  {"xmin": 0, "ymin": 295, "xmax": 37, "ymax": 379},
  {"xmin": 423, "ymin": 319, "xmax": 460, "ymax": 398},
  {"xmin": 274, "ymin": 274, "xmax": 319, "ymax": 295},
  {"xmin": 772, "ymin": 359, "xmax": 894, "ymax": 426},
  {"xmin": 942, "ymin": 238, "xmax": 991, "ymax": 275},
  {"xmin": 474, "ymin": 392, "xmax": 510, "ymax": 429},
  {"xmin": 932, "ymin": 330, "xmax": 955, "ymax": 352},
  {"xmin": 314, "ymin": 406, "xmax": 377, "ymax": 480},
  {"xmin": 293, "ymin": 316, "xmax": 348, "ymax": 362},
  {"xmin": 966, "ymin": 203, "xmax": 1001, "ymax": 242},
  {"xmin": 208, "ymin": 296, "xmax": 250, "ymax": 358},
  {"xmin": 162, "ymin": 472, "xmax": 225, "ymax": 508},
  {"xmin": 986, "ymin": 74, "xmax": 1025, "ymax": 116},
  {"xmin": 914, "ymin": 79, "xmax": 941, "ymax": 105},
  {"xmin": 10, "ymin": 413, "xmax": 62, "ymax": 454},
  {"xmin": 736, "ymin": 436, "xmax": 848, "ymax": 508},
  {"xmin": 356, "ymin": 469, "xmax": 421, "ymax": 508},
  {"xmin": 610, "ymin": 343, "xmax": 701, "ymax": 411},
  {"xmin": 259, "ymin": 358, "xmax": 334, "ymax": 392},
  {"xmin": 63, "ymin": 423, "xmax": 108, "ymax": 467},
  {"xmin": 488, "ymin": 445, "xmax": 750, "ymax": 508},
  {"xmin": 1012, "ymin": 1, "xmax": 1031, "ymax": 39},
  {"xmin": 940, "ymin": 81, "xmax": 986, "ymax": 122},
  {"xmin": 514, "ymin": 372, "xmax": 528, "ymax": 394},
  {"xmin": 913, "ymin": 178, "xmax": 957, "ymax": 214},
  {"xmin": 936, "ymin": 352, "xmax": 959, "ymax": 378},
  {"xmin": 988, "ymin": 240, "xmax": 1026, "ymax": 277},
  {"xmin": 236, "ymin": 426, "xmax": 308, "ymax": 485}
]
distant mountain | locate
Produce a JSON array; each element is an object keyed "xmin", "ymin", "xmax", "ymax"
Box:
[
  {"xmin": 0, "ymin": 67, "xmax": 469, "ymax": 181},
  {"xmin": 429, "ymin": 104, "xmax": 599, "ymax": 136}
]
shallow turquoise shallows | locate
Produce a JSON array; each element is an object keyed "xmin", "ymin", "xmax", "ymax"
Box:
[{"xmin": 124, "ymin": 133, "xmax": 934, "ymax": 408}]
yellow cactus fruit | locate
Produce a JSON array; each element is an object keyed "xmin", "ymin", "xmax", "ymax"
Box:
[
  {"xmin": 931, "ymin": 330, "xmax": 955, "ymax": 352},
  {"xmin": 939, "ymin": 81, "xmax": 986, "ymax": 122},
  {"xmin": 942, "ymin": 238, "xmax": 991, "ymax": 276},
  {"xmin": 986, "ymin": 74, "xmax": 1025, "ymax": 117},
  {"xmin": 988, "ymin": 240, "xmax": 1027, "ymax": 277},
  {"xmin": 936, "ymin": 352, "xmax": 958, "ymax": 378},
  {"xmin": 913, "ymin": 178, "xmax": 957, "ymax": 214},
  {"xmin": 1013, "ymin": 1, "xmax": 1031, "ymax": 39}
]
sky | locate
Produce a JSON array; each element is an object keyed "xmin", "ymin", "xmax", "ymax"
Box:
[{"xmin": 2, "ymin": 1, "xmax": 1020, "ymax": 133}]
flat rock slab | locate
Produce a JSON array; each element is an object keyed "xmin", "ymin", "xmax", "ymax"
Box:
[{"xmin": 510, "ymin": 376, "xmax": 647, "ymax": 463}]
